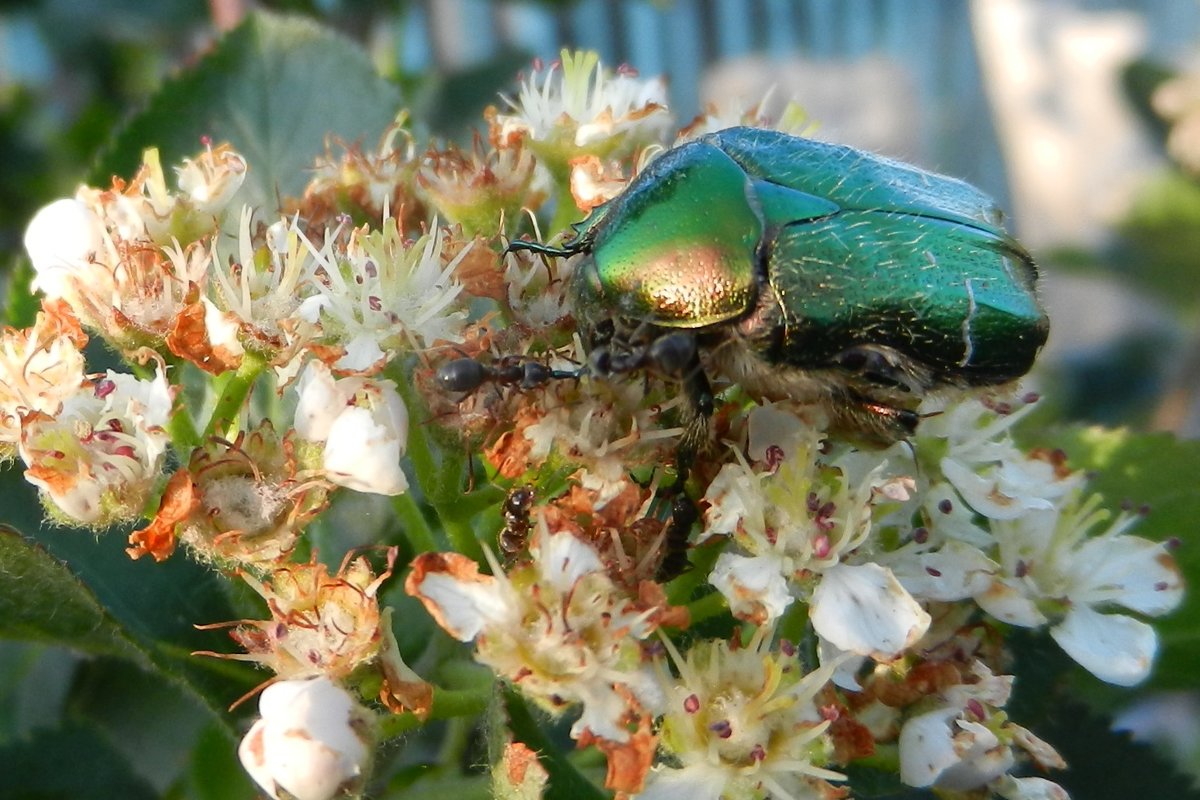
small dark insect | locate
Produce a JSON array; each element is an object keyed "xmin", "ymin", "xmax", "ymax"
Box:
[
  {"xmin": 656, "ymin": 494, "xmax": 698, "ymax": 581},
  {"xmin": 436, "ymin": 355, "xmax": 579, "ymax": 395},
  {"xmin": 500, "ymin": 485, "xmax": 536, "ymax": 556}
]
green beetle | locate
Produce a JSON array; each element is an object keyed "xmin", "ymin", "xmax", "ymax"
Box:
[{"xmin": 508, "ymin": 126, "xmax": 1048, "ymax": 450}]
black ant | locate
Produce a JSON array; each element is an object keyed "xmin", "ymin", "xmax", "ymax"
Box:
[
  {"xmin": 500, "ymin": 485, "xmax": 536, "ymax": 556},
  {"xmin": 436, "ymin": 355, "xmax": 580, "ymax": 394}
]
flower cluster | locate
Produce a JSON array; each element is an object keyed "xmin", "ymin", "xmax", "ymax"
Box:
[{"xmin": 14, "ymin": 48, "xmax": 1186, "ymax": 800}]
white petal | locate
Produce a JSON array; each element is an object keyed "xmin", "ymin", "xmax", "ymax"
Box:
[
  {"xmin": 700, "ymin": 463, "xmax": 754, "ymax": 539},
  {"xmin": 976, "ymin": 577, "xmax": 1048, "ymax": 627},
  {"xmin": 244, "ymin": 678, "xmax": 370, "ymax": 800},
  {"xmin": 23, "ymin": 198, "xmax": 107, "ymax": 295},
  {"xmin": 569, "ymin": 682, "xmax": 637, "ymax": 742},
  {"xmin": 746, "ymin": 403, "xmax": 806, "ymax": 462},
  {"xmin": 817, "ymin": 635, "xmax": 866, "ymax": 691},
  {"xmin": 412, "ymin": 571, "xmax": 510, "ymax": 642},
  {"xmin": 935, "ymin": 720, "xmax": 1011, "ymax": 790},
  {"xmin": 323, "ymin": 406, "xmax": 408, "ymax": 495},
  {"xmin": 335, "ymin": 335, "xmax": 387, "ymax": 373},
  {"xmin": 898, "ymin": 707, "xmax": 961, "ymax": 787},
  {"xmin": 810, "ymin": 563, "xmax": 930, "ymax": 659},
  {"xmin": 201, "ymin": 297, "xmax": 245, "ymax": 358},
  {"xmin": 709, "ymin": 552, "xmax": 793, "ymax": 624},
  {"xmin": 941, "ymin": 458, "xmax": 1052, "ymax": 520},
  {"xmin": 535, "ymin": 529, "xmax": 603, "ymax": 593},
  {"xmin": 238, "ymin": 719, "xmax": 281, "ymax": 800},
  {"xmin": 294, "ymin": 362, "xmax": 342, "ymax": 442},
  {"xmin": 924, "ymin": 482, "xmax": 994, "ymax": 548},
  {"xmin": 637, "ymin": 763, "xmax": 728, "ymax": 800},
  {"xmin": 296, "ymin": 294, "xmax": 330, "ymax": 324},
  {"xmin": 23, "ymin": 470, "xmax": 104, "ymax": 524},
  {"xmin": 1050, "ymin": 605, "xmax": 1157, "ymax": 686},
  {"xmin": 893, "ymin": 540, "xmax": 997, "ymax": 602},
  {"xmin": 1070, "ymin": 535, "xmax": 1183, "ymax": 616},
  {"xmin": 991, "ymin": 775, "xmax": 1070, "ymax": 800}
]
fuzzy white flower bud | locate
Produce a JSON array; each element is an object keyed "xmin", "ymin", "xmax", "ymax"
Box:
[
  {"xmin": 238, "ymin": 677, "xmax": 373, "ymax": 800},
  {"xmin": 23, "ymin": 198, "xmax": 108, "ymax": 299},
  {"xmin": 294, "ymin": 361, "xmax": 409, "ymax": 495}
]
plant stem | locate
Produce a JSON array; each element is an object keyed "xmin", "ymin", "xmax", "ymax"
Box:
[
  {"xmin": 685, "ymin": 590, "xmax": 728, "ymax": 625},
  {"xmin": 547, "ymin": 164, "xmax": 580, "ymax": 237},
  {"xmin": 203, "ymin": 350, "xmax": 267, "ymax": 439},
  {"xmin": 392, "ymin": 491, "xmax": 441, "ymax": 553},
  {"xmin": 378, "ymin": 686, "xmax": 493, "ymax": 739},
  {"xmin": 167, "ymin": 398, "xmax": 201, "ymax": 450}
]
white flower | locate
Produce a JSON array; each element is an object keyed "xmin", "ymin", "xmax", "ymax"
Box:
[
  {"xmin": 978, "ymin": 492, "xmax": 1183, "ymax": 685},
  {"xmin": 918, "ymin": 397, "xmax": 1082, "ymax": 521},
  {"xmin": 700, "ymin": 404, "xmax": 929, "ymax": 656},
  {"xmin": 174, "ymin": 142, "xmax": 247, "ymax": 214},
  {"xmin": 709, "ymin": 552, "xmax": 794, "ymax": 623},
  {"xmin": 493, "ymin": 50, "xmax": 672, "ymax": 156},
  {"xmin": 406, "ymin": 524, "xmax": 667, "ymax": 743},
  {"xmin": 901, "ymin": 707, "xmax": 1015, "ymax": 790},
  {"xmin": 24, "ymin": 147, "xmax": 247, "ymax": 350},
  {"xmin": 898, "ymin": 663, "xmax": 1065, "ymax": 792},
  {"xmin": 294, "ymin": 361, "xmax": 409, "ymax": 495},
  {"xmin": 642, "ymin": 629, "xmax": 845, "ymax": 800},
  {"xmin": 522, "ymin": 379, "xmax": 683, "ymax": 508},
  {"xmin": 20, "ymin": 366, "xmax": 172, "ymax": 525},
  {"xmin": 992, "ymin": 775, "xmax": 1070, "ymax": 800},
  {"xmin": 888, "ymin": 538, "xmax": 998, "ymax": 603},
  {"xmin": 207, "ymin": 209, "xmax": 314, "ymax": 358},
  {"xmin": 0, "ymin": 305, "xmax": 88, "ymax": 452},
  {"xmin": 238, "ymin": 677, "xmax": 373, "ymax": 800},
  {"xmin": 297, "ymin": 220, "xmax": 469, "ymax": 370}
]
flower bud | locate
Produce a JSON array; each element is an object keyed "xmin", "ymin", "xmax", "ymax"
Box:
[{"xmin": 238, "ymin": 677, "xmax": 374, "ymax": 800}]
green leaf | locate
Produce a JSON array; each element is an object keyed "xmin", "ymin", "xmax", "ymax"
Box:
[
  {"xmin": 1045, "ymin": 426, "xmax": 1200, "ymax": 690},
  {"xmin": 418, "ymin": 50, "xmax": 531, "ymax": 139},
  {"xmin": 0, "ymin": 526, "xmax": 146, "ymax": 663},
  {"xmin": 0, "ymin": 467, "xmax": 259, "ymax": 731},
  {"xmin": 92, "ymin": 11, "xmax": 403, "ymax": 211},
  {"xmin": 68, "ymin": 656, "xmax": 219, "ymax": 792},
  {"xmin": 186, "ymin": 721, "xmax": 258, "ymax": 800},
  {"xmin": 2, "ymin": 257, "xmax": 38, "ymax": 328},
  {"xmin": 0, "ymin": 720, "xmax": 160, "ymax": 800},
  {"xmin": 0, "ymin": 643, "xmax": 80, "ymax": 740},
  {"xmin": 1116, "ymin": 170, "xmax": 1200, "ymax": 311}
]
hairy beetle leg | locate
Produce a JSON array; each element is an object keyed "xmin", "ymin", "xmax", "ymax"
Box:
[
  {"xmin": 833, "ymin": 344, "xmax": 921, "ymax": 393},
  {"xmin": 833, "ymin": 391, "xmax": 920, "ymax": 442}
]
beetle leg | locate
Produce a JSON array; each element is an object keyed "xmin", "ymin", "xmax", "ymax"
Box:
[
  {"xmin": 832, "ymin": 390, "xmax": 919, "ymax": 442},
  {"xmin": 676, "ymin": 350, "xmax": 715, "ymax": 483},
  {"xmin": 832, "ymin": 345, "xmax": 922, "ymax": 393}
]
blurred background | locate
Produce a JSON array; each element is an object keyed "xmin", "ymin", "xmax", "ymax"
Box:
[{"xmin": 2, "ymin": 0, "xmax": 1200, "ymax": 794}]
